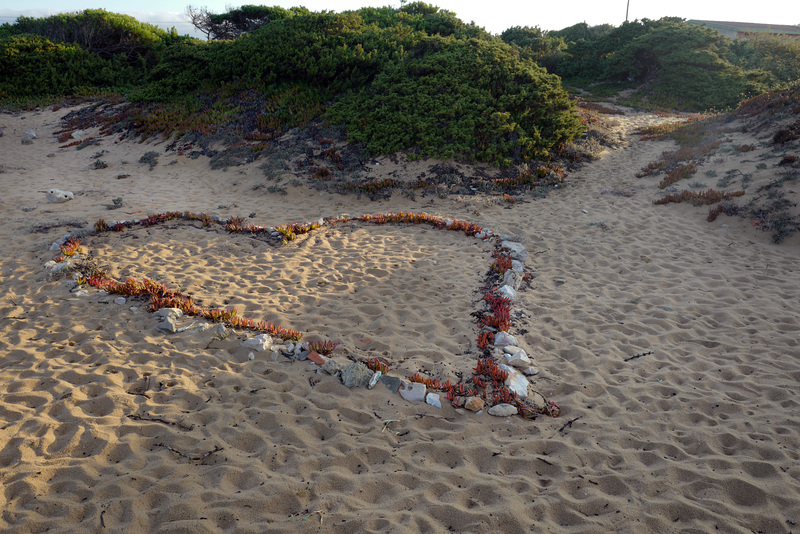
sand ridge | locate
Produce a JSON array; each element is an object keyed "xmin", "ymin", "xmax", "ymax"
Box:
[{"xmin": 1, "ymin": 105, "xmax": 799, "ymax": 532}]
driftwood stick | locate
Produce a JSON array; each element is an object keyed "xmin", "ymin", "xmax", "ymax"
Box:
[
  {"xmin": 156, "ymin": 443, "xmax": 223, "ymax": 461},
  {"xmin": 558, "ymin": 416, "xmax": 581, "ymax": 433},
  {"xmin": 624, "ymin": 351, "xmax": 653, "ymax": 362},
  {"xmin": 127, "ymin": 413, "xmax": 193, "ymax": 431}
]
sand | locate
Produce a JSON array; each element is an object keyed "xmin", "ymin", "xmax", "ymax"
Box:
[{"xmin": 1, "ymin": 104, "xmax": 799, "ymax": 533}]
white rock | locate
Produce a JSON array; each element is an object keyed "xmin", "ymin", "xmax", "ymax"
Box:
[
  {"xmin": 398, "ymin": 381, "xmax": 426, "ymax": 403},
  {"xmin": 46, "ymin": 189, "xmax": 74, "ymax": 203},
  {"xmin": 500, "ymin": 241, "xmax": 528, "ymax": 261},
  {"xmin": 494, "ymin": 331, "xmax": 518, "ymax": 347},
  {"xmin": 248, "ymin": 352, "xmax": 255, "ymax": 360},
  {"xmin": 51, "ymin": 261, "xmax": 74, "ymax": 275},
  {"xmin": 154, "ymin": 307, "xmax": 183, "ymax": 319},
  {"xmin": 488, "ymin": 403, "xmax": 518, "ymax": 417},
  {"xmin": 241, "ymin": 333, "xmax": 273, "ymax": 352},
  {"xmin": 425, "ymin": 392, "xmax": 442, "ymax": 408},
  {"xmin": 504, "ymin": 350, "xmax": 532, "ymax": 369},
  {"xmin": 73, "ymin": 288, "xmax": 89, "ymax": 297},
  {"xmin": 499, "ymin": 364, "xmax": 529, "ymax": 398},
  {"xmin": 210, "ymin": 324, "xmax": 228, "ymax": 338},
  {"xmin": 157, "ymin": 315, "xmax": 179, "ymax": 333},
  {"xmin": 503, "ymin": 269, "xmax": 523, "ymax": 290},
  {"xmin": 497, "ymin": 285, "xmax": 517, "ymax": 301},
  {"xmin": 113, "ymin": 297, "xmax": 126, "ymax": 305},
  {"xmin": 512, "ymin": 260, "xmax": 524, "ymax": 272},
  {"xmin": 522, "ymin": 367, "xmax": 539, "ymax": 376}
]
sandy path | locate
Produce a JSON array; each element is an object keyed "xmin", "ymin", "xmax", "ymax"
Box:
[{"xmin": 0, "ymin": 105, "xmax": 798, "ymax": 533}]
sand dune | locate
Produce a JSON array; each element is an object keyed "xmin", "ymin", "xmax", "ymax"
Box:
[{"xmin": 1, "ymin": 105, "xmax": 799, "ymax": 533}]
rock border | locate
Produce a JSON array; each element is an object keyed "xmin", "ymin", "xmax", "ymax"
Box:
[{"xmin": 46, "ymin": 210, "xmax": 559, "ymax": 419}]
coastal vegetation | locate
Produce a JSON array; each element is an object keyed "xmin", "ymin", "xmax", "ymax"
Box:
[{"xmin": 2, "ymin": 4, "xmax": 799, "ymax": 164}]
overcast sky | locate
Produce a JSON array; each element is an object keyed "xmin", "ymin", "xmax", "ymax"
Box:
[{"xmin": 1, "ymin": 1, "xmax": 797, "ymax": 38}]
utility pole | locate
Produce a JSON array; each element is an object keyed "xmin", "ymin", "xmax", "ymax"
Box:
[{"xmin": 626, "ymin": 0, "xmax": 630, "ymax": 22}]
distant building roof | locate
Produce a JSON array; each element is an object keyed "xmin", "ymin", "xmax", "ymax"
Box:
[{"xmin": 688, "ymin": 20, "xmax": 800, "ymax": 38}]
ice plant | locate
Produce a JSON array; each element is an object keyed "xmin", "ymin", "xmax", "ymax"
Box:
[{"xmin": 69, "ymin": 210, "xmax": 560, "ymax": 418}]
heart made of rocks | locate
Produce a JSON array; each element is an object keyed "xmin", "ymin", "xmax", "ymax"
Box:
[{"xmin": 84, "ymin": 217, "xmax": 495, "ymax": 379}]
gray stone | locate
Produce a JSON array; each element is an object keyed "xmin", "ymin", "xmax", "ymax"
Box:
[
  {"xmin": 504, "ymin": 350, "xmax": 532, "ymax": 369},
  {"xmin": 503, "ymin": 269, "xmax": 523, "ymax": 290},
  {"xmin": 488, "ymin": 403, "xmax": 518, "ymax": 417},
  {"xmin": 497, "ymin": 285, "xmax": 517, "ymax": 301},
  {"xmin": 522, "ymin": 367, "xmax": 540, "ymax": 376},
  {"xmin": 425, "ymin": 392, "xmax": 442, "ymax": 408},
  {"xmin": 113, "ymin": 297, "xmax": 126, "ymax": 305},
  {"xmin": 72, "ymin": 288, "xmax": 89, "ymax": 297},
  {"xmin": 512, "ymin": 260, "xmax": 524, "ymax": 272},
  {"xmin": 21, "ymin": 136, "xmax": 34, "ymax": 145},
  {"xmin": 293, "ymin": 342, "xmax": 308, "ymax": 359},
  {"xmin": 52, "ymin": 261, "xmax": 75, "ymax": 275},
  {"xmin": 500, "ymin": 241, "xmax": 528, "ymax": 261},
  {"xmin": 155, "ymin": 307, "xmax": 183, "ymax": 320},
  {"xmin": 499, "ymin": 363, "xmax": 529, "ymax": 399},
  {"xmin": 494, "ymin": 331, "xmax": 518, "ymax": 347},
  {"xmin": 340, "ymin": 362, "xmax": 373, "ymax": 388},
  {"xmin": 380, "ymin": 375, "xmax": 402, "ymax": 393},
  {"xmin": 241, "ymin": 333, "xmax": 273, "ymax": 352},
  {"xmin": 210, "ymin": 323, "xmax": 228, "ymax": 338},
  {"xmin": 398, "ymin": 381, "xmax": 426, "ymax": 402},
  {"xmin": 158, "ymin": 315, "xmax": 179, "ymax": 333},
  {"xmin": 46, "ymin": 189, "xmax": 74, "ymax": 203}
]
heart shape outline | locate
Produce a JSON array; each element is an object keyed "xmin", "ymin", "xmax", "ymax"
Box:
[{"xmin": 56, "ymin": 211, "xmax": 559, "ymax": 419}]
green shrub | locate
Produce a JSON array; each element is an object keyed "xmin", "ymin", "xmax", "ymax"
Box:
[
  {"xmin": 500, "ymin": 26, "xmax": 566, "ymax": 71},
  {"xmin": 10, "ymin": 9, "xmax": 180, "ymax": 67},
  {"xmin": 0, "ymin": 34, "xmax": 127, "ymax": 98},
  {"xmin": 326, "ymin": 36, "xmax": 583, "ymax": 166}
]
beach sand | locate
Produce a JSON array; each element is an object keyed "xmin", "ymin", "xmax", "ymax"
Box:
[{"xmin": 1, "ymin": 104, "xmax": 799, "ymax": 533}]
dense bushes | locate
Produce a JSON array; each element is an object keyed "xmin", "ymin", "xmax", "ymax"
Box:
[
  {"xmin": 540, "ymin": 18, "xmax": 782, "ymax": 111},
  {"xmin": 6, "ymin": 10, "xmax": 180, "ymax": 67},
  {"xmin": 0, "ymin": 9, "xmax": 186, "ymax": 99},
  {"xmin": 327, "ymin": 36, "xmax": 582, "ymax": 165},
  {"xmin": 15, "ymin": 5, "xmax": 800, "ymax": 162},
  {"xmin": 601, "ymin": 22, "xmax": 771, "ymax": 110},
  {"xmin": 729, "ymin": 34, "xmax": 800, "ymax": 86},
  {"xmin": 0, "ymin": 35, "xmax": 130, "ymax": 98},
  {"xmin": 130, "ymin": 8, "xmax": 582, "ymax": 165}
]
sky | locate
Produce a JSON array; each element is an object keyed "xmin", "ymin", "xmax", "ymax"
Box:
[{"xmin": 1, "ymin": 1, "xmax": 798, "ymax": 38}]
